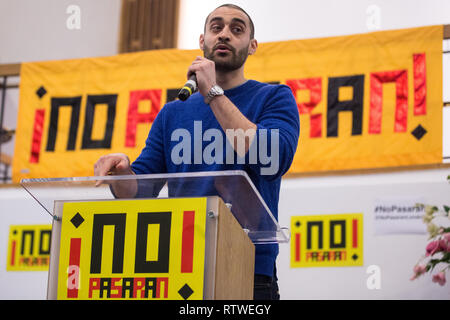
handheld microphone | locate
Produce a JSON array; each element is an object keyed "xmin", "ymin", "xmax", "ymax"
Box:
[{"xmin": 178, "ymin": 74, "xmax": 197, "ymax": 101}]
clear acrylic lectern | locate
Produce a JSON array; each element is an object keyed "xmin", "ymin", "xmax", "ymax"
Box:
[{"xmin": 21, "ymin": 170, "xmax": 289, "ymax": 244}]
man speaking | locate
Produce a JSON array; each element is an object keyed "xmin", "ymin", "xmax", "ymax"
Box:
[{"xmin": 94, "ymin": 3, "xmax": 300, "ymax": 300}]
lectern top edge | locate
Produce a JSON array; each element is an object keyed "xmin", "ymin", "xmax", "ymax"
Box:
[{"xmin": 20, "ymin": 170, "xmax": 290, "ymax": 244}]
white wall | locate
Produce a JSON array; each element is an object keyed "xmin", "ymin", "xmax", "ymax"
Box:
[
  {"xmin": 0, "ymin": 0, "xmax": 121, "ymax": 64},
  {"xmin": 0, "ymin": 186, "xmax": 52, "ymax": 299}
]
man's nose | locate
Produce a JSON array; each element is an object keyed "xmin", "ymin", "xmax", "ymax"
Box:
[{"xmin": 218, "ymin": 26, "xmax": 231, "ymax": 42}]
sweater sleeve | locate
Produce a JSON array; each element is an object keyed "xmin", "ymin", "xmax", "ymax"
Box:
[{"xmin": 246, "ymin": 85, "xmax": 300, "ymax": 181}]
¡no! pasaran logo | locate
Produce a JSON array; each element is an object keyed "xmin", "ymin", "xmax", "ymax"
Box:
[
  {"xmin": 290, "ymin": 213, "xmax": 363, "ymax": 268},
  {"xmin": 7, "ymin": 224, "xmax": 52, "ymax": 271},
  {"xmin": 57, "ymin": 198, "xmax": 207, "ymax": 300}
]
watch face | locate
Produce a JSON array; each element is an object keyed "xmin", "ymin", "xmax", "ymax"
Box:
[
  {"xmin": 212, "ymin": 85, "xmax": 224, "ymax": 95},
  {"xmin": 205, "ymin": 85, "xmax": 224, "ymax": 104}
]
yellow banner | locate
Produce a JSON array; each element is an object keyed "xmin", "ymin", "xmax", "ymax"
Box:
[
  {"xmin": 7, "ymin": 224, "xmax": 52, "ymax": 271},
  {"xmin": 290, "ymin": 214, "xmax": 363, "ymax": 268},
  {"xmin": 57, "ymin": 198, "xmax": 207, "ymax": 300},
  {"xmin": 13, "ymin": 26, "xmax": 443, "ymax": 181}
]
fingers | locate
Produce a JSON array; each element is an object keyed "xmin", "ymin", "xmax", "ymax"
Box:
[
  {"xmin": 187, "ymin": 57, "xmax": 213, "ymax": 75},
  {"xmin": 94, "ymin": 155, "xmax": 118, "ymax": 176},
  {"xmin": 187, "ymin": 58, "xmax": 202, "ymax": 78},
  {"xmin": 187, "ymin": 57, "xmax": 216, "ymax": 96},
  {"xmin": 93, "ymin": 153, "xmax": 131, "ymax": 187},
  {"xmin": 193, "ymin": 56, "xmax": 205, "ymax": 63},
  {"xmin": 94, "ymin": 156, "xmax": 115, "ymax": 187}
]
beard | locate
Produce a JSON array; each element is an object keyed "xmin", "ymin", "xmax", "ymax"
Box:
[{"xmin": 203, "ymin": 42, "xmax": 250, "ymax": 72}]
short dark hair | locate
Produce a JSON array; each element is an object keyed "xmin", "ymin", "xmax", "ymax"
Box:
[{"xmin": 204, "ymin": 4, "xmax": 255, "ymax": 39}]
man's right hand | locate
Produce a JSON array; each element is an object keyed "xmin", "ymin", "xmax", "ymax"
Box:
[
  {"xmin": 93, "ymin": 153, "xmax": 137, "ymax": 198},
  {"xmin": 94, "ymin": 153, "xmax": 134, "ymax": 177}
]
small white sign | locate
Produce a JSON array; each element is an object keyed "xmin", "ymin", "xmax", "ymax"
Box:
[{"xmin": 374, "ymin": 197, "xmax": 427, "ymax": 235}]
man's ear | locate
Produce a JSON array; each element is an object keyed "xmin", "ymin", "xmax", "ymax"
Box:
[
  {"xmin": 199, "ymin": 34, "xmax": 205, "ymax": 50},
  {"xmin": 248, "ymin": 38, "xmax": 258, "ymax": 55}
]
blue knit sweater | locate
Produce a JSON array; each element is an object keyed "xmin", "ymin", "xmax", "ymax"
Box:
[{"xmin": 131, "ymin": 80, "xmax": 300, "ymax": 276}]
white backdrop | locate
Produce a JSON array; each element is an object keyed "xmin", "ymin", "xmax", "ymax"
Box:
[
  {"xmin": 277, "ymin": 168, "xmax": 450, "ymax": 299},
  {"xmin": 0, "ymin": 187, "xmax": 52, "ymax": 299}
]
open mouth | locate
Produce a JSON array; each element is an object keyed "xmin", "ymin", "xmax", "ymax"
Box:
[{"xmin": 214, "ymin": 44, "xmax": 232, "ymax": 54}]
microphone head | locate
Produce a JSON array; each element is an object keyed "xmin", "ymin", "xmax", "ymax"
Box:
[
  {"xmin": 178, "ymin": 89, "xmax": 190, "ymax": 101},
  {"xmin": 178, "ymin": 78, "xmax": 197, "ymax": 101}
]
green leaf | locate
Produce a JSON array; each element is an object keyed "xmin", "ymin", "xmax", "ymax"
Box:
[
  {"xmin": 428, "ymin": 259, "xmax": 443, "ymax": 271},
  {"xmin": 444, "ymin": 205, "xmax": 450, "ymax": 214},
  {"xmin": 442, "ymin": 252, "xmax": 450, "ymax": 262}
]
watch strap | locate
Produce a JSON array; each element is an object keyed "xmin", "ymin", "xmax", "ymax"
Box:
[{"xmin": 204, "ymin": 85, "xmax": 224, "ymax": 104}]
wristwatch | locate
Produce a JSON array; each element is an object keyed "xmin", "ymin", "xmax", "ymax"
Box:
[{"xmin": 204, "ymin": 84, "xmax": 224, "ymax": 104}]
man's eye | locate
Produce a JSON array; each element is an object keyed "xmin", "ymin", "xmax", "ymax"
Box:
[
  {"xmin": 232, "ymin": 26, "xmax": 244, "ymax": 33},
  {"xmin": 211, "ymin": 25, "xmax": 222, "ymax": 32}
]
